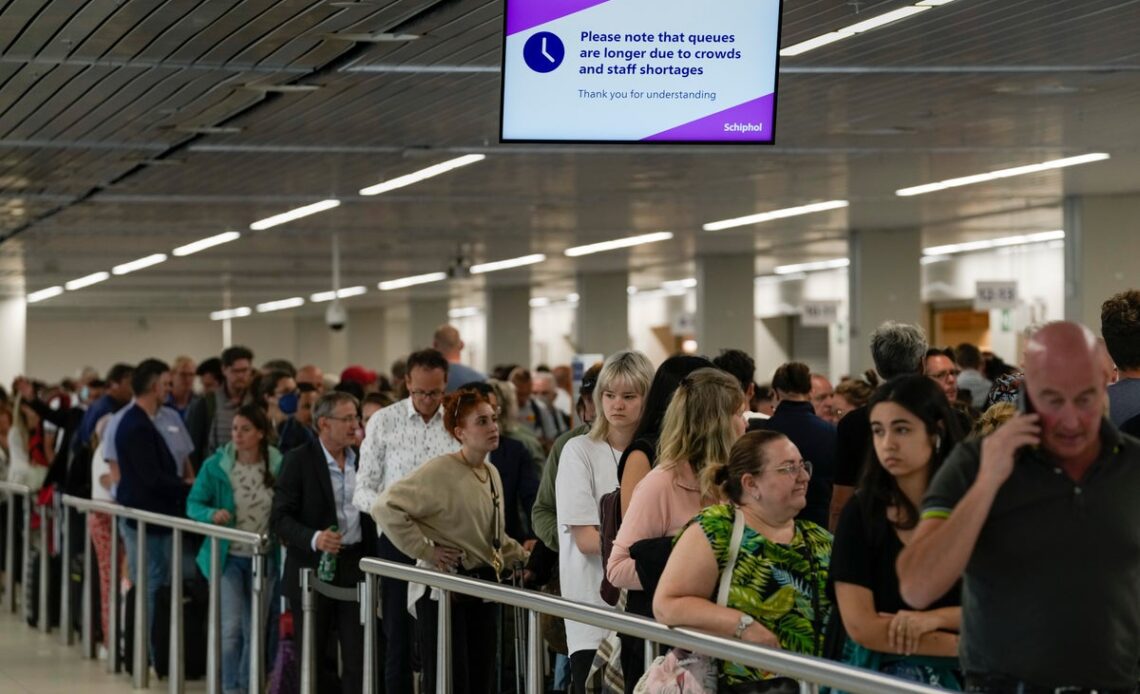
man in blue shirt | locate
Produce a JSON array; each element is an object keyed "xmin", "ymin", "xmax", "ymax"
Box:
[
  {"xmin": 115, "ymin": 358, "xmax": 191, "ymax": 666},
  {"xmin": 433, "ymin": 324, "xmax": 485, "ymax": 392}
]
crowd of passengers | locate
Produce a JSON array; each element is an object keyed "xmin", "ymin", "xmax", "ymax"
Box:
[{"xmin": 2, "ymin": 293, "xmax": 1140, "ymax": 694}]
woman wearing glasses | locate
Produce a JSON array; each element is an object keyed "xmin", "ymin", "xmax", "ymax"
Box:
[
  {"xmin": 654, "ymin": 430, "xmax": 832, "ymax": 694},
  {"xmin": 830, "ymin": 375, "xmax": 964, "ymax": 687},
  {"xmin": 373, "ymin": 390, "xmax": 527, "ymax": 694}
]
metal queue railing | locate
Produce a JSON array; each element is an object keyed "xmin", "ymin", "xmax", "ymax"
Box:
[
  {"xmin": 56, "ymin": 493, "xmax": 272, "ymax": 694},
  {"xmin": 358, "ymin": 557, "xmax": 945, "ymax": 694}
]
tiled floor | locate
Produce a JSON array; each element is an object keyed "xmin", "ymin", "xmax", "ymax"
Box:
[{"xmin": 0, "ymin": 604, "xmax": 205, "ymax": 693}]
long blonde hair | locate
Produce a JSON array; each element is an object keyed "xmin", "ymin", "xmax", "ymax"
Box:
[
  {"xmin": 589, "ymin": 350, "xmax": 654, "ymax": 443},
  {"xmin": 657, "ymin": 368, "xmax": 744, "ymax": 499}
]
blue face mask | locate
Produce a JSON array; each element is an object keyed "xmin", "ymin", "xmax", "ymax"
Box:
[
  {"xmin": 79, "ymin": 386, "xmax": 90, "ymax": 403},
  {"xmin": 278, "ymin": 391, "xmax": 299, "ymax": 415}
]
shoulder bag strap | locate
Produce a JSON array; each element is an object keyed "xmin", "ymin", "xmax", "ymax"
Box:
[{"xmin": 716, "ymin": 507, "xmax": 746, "ymax": 606}]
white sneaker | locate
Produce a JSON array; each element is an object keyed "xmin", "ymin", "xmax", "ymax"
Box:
[{"xmin": 97, "ymin": 644, "xmax": 108, "ymax": 661}]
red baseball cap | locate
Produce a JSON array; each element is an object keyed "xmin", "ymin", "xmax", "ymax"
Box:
[{"xmin": 340, "ymin": 365, "xmax": 377, "ymax": 385}]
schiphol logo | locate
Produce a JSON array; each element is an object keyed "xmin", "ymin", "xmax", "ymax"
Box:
[{"xmin": 523, "ymin": 32, "xmax": 565, "ymax": 73}]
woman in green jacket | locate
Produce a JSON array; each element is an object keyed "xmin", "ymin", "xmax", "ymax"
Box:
[{"xmin": 188, "ymin": 404, "xmax": 282, "ymax": 694}]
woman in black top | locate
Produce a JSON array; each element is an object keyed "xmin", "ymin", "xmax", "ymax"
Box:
[{"xmin": 831, "ymin": 375, "xmax": 965, "ymax": 688}]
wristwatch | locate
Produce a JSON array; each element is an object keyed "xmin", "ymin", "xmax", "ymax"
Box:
[{"xmin": 733, "ymin": 613, "xmax": 755, "ymax": 639}]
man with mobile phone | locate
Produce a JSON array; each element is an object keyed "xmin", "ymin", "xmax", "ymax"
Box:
[{"xmin": 898, "ymin": 322, "xmax": 1140, "ymax": 691}]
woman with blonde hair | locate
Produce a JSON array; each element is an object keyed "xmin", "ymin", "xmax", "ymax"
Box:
[
  {"xmin": 607, "ymin": 367, "xmax": 748, "ymax": 691},
  {"xmin": 555, "ymin": 350, "xmax": 654, "ymax": 693}
]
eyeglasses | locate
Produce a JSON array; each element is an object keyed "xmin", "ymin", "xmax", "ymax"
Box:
[
  {"xmin": 411, "ymin": 389, "xmax": 444, "ymax": 400},
  {"xmin": 929, "ymin": 369, "xmax": 961, "ymax": 381},
  {"xmin": 325, "ymin": 414, "xmax": 362, "ymax": 424},
  {"xmin": 452, "ymin": 392, "xmax": 478, "ymax": 421},
  {"xmin": 770, "ymin": 460, "xmax": 813, "ymax": 477}
]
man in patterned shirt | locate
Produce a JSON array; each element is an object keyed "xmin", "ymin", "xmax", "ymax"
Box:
[{"xmin": 353, "ymin": 348, "xmax": 455, "ymax": 693}]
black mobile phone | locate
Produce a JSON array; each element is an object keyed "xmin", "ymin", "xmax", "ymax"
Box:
[{"xmin": 1016, "ymin": 383, "xmax": 1035, "ymax": 415}]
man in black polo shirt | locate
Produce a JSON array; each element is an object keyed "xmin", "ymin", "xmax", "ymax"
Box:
[{"xmin": 898, "ymin": 322, "xmax": 1140, "ymax": 691}]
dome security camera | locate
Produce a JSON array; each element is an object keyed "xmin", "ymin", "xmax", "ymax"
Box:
[{"xmin": 325, "ymin": 301, "xmax": 348, "ymax": 331}]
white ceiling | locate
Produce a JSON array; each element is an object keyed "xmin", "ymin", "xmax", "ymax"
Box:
[{"xmin": 2, "ymin": 0, "xmax": 1138, "ymax": 316}]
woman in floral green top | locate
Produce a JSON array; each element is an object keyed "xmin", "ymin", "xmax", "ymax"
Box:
[{"xmin": 655, "ymin": 430, "xmax": 833, "ymax": 691}]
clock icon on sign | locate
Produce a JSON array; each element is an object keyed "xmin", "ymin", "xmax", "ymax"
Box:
[{"xmin": 523, "ymin": 32, "xmax": 565, "ymax": 73}]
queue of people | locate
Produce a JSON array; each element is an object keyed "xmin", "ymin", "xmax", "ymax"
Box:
[{"xmin": 3, "ymin": 288, "xmax": 1140, "ymax": 694}]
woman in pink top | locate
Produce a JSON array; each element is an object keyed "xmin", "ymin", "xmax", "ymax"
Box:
[{"xmin": 606, "ymin": 367, "xmax": 748, "ymax": 691}]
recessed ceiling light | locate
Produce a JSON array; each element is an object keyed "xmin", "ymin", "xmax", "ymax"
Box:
[
  {"xmin": 256, "ymin": 297, "xmax": 306, "ymax": 313},
  {"xmin": 781, "ymin": 0, "xmax": 958, "ymax": 57},
  {"xmin": 470, "ymin": 254, "xmax": 545, "ymax": 274},
  {"xmin": 250, "ymin": 199, "xmax": 341, "ymax": 230},
  {"xmin": 703, "ymin": 200, "xmax": 848, "ymax": 232},
  {"xmin": 210, "ymin": 307, "xmax": 252, "ymax": 321},
  {"xmin": 112, "ymin": 253, "xmax": 167, "ymax": 276},
  {"xmin": 378, "ymin": 272, "xmax": 448, "ymax": 291},
  {"xmin": 172, "ymin": 231, "xmax": 241, "ymax": 257},
  {"xmin": 774, "ymin": 258, "xmax": 850, "ymax": 275},
  {"xmin": 922, "ymin": 230, "xmax": 1065, "ymax": 256},
  {"xmin": 311, "ymin": 286, "xmax": 367, "ymax": 302},
  {"xmin": 359, "ymin": 155, "xmax": 485, "ymax": 196},
  {"xmin": 64, "ymin": 271, "xmax": 111, "ymax": 290},
  {"xmin": 26, "ymin": 286, "xmax": 64, "ymax": 303},
  {"xmin": 564, "ymin": 231, "xmax": 673, "ymax": 257},
  {"xmin": 896, "ymin": 153, "xmax": 1110, "ymax": 197}
]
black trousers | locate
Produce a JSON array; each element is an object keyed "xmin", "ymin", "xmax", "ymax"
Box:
[
  {"xmin": 569, "ymin": 649, "xmax": 595, "ymax": 694},
  {"xmin": 377, "ymin": 534, "xmax": 415, "ymax": 694},
  {"xmin": 292, "ymin": 544, "xmax": 366, "ymax": 694},
  {"xmin": 416, "ymin": 593, "xmax": 497, "ymax": 694}
]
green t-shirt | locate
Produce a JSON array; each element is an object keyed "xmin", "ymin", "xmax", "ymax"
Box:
[{"xmin": 532, "ymin": 424, "xmax": 591, "ymax": 550}]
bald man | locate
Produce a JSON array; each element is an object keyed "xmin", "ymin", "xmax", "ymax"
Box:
[
  {"xmin": 432, "ymin": 323, "xmax": 485, "ymax": 392},
  {"xmin": 898, "ymin": 322, "xmax": 1140, "ymax": 691},
  {"xmin": 296, "ymin": 364, "xmax": 324, "ymax": 393}
]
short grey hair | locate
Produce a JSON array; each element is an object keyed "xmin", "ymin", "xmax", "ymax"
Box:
[
  {"xmin": 869, "ymin": 321, "xmax": 928, "ymax": 380},
  {"xmin": 313, "ymin": 391, "xmax": 359, "ymax": 425}
]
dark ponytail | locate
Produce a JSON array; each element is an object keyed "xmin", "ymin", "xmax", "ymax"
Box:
[{"xmin": 236, "ymin": 404, "xmax": 275, "ymax": 488}]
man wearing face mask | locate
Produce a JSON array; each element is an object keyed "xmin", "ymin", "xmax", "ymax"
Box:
[{"xmin": 260, "ymin": 369, "xmax": 313, "ymax": 454}]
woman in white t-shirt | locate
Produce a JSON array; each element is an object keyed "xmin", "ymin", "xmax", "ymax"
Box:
[{"xmin": 555, "ymin": 350, "xmax": 654, "ymax": 694}]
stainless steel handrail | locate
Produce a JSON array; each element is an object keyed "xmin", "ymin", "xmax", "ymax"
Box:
[
  {"xmin": 359, "ymin": 557, "xmax": 943, "ymax": 694},
  {"xmin": 0, "ymin": 481, "xmax": 33, "ymax": 621},
  {"xmin": 61, "ymin": 493, "xmax": 271, "ymax": 694}
]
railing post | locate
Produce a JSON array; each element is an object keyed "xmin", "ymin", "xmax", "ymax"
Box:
[
  {"xmin": 38, "ymin": 502, "xmax": 50, "ymax": 634},
  {"xmin": 82, "ymin": 509, "xmax": 95, "ymax": 658},
  {"xmin": 249, "ymin": 551, "xmax": 266, "ymax": 694},
  {"xmin": 169, "ymin": 528, "xmax": 184, "ymax": 694},
  {"xmin": 526, "ymin": 609, "xmax": 543, "ymax": 694},
  {"xmin": 4, "ymin": 491, "xmax": 14, "ymax": 614},
  {"xmin": 300, "ymin": 569, "xmax": 316, "ymax": 694},
  {"xmin": 108, "ymin": 514, "xmax": 120, "ymax": 673},
  {"xmin": 133, "ymin": 520, "xmax": 149, "ymax": 690},
  {"xmin": 644, "ymin": 639, "xmax": 655, "ymax": 670},
  {"xmin": 21, "ymin": 495, "xmax": 32, "ymax": 625},
  {"xmin": 361, "ymin": 574, "xmax": 376, "ymax": 694},
  {"xmin": 437, "ymin": 589, "xmax": 452, "ymax": 694},
  {"xmin": 60, "ymin": 502, "xmax": 72, "ymax": 645},
  {"xmin": 206, "ymin": 537, "xmax": 222, "ymax": 694}
]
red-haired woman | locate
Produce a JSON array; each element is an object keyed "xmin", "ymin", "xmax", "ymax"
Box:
[{"xmin": 373, "ymin": 390, "xmax": 527, "ymax": 694}]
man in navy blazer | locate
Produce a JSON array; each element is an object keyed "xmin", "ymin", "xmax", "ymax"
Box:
[
  {"xmin": 115, "ymin": 358, "xmax": 190, "ymax": 664},
  {"xmin": 271, "ymin": 391, "xmax": 373, "ymax": 694}
]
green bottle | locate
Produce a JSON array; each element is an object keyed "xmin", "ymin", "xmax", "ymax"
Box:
[{"xmin": 317, "ymin": 524, "xmax": 338, "ymax": 582}]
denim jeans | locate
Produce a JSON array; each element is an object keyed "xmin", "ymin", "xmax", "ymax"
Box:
[{"xmin": 221, "ymin": 554, "xmax": 280, "ymax": 694}]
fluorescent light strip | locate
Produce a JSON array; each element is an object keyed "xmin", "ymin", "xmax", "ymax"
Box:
[
  {"xmin": 112, "ymin": 253, "xmax": 167, "ymax": 276},
  {"xmin": 661, "ymin": 278, "xmax": 697, "ymax": 290},
  {"xmin": 923, "ymin": 230, "xmax": 1065, "ymax": 256},
  {"xmin": 64, "ymin": 272, "xmax": 110, "ymax": 290},
  {"xmin": 210, "ymin": 307, "xmax": 252, "ymax": 321},
  {"xmin": 378, "ymin": 272, "xmax": 448, "ymax": 291},
  {"xmin": 775, "ymin": 258, "xmax": 850, "ymax": 275},
  {"xmin": 897, "ymin": 153, "xmax": 1110, "ymax": 197},
  {"xmin": 256, "ymin": 297, "xmax": 305, "ymax": 313},
  {"xmin": 172, "ymin": 231, "xmax": 241, "ymax": 257},
  {"xmin": 703, "ymin": 200, "xmax": 848, "ymax": 232},
  {"xmin": 359, "ymin": 154, "xmax": 486, "ymax": 196},
  {"xmin": 26, "ymin": 286, "xmax": 64, "ymax": 303},
  {"xmin": 470, "ymin": 254, "xmax": 545, "ymax": 274},
  {"xmin": 529, "ymin": 297, "xmax": 551, "ymax": 308},
  {"xmin": 250, "ymin": 199, "xmax": 340, "ymax": 230},
  {"xmin": 780, "ymin": 1, "xmax": 956, "ymax": 57},
  {"xmin": 448, "ymin": 306, "xmax": 480, "ymax": 318},
  {"xmin": 564, "ymin": 231, "xmax": 673, "ymax": 257},
  {"xmin": 310, "ymin": 286, "xmax": 367, "ymax": 303}
]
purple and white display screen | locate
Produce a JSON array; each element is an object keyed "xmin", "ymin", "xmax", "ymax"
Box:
[{"xmin": 500, "ymin": 0, "xmax": 782, "ymax": 144}]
